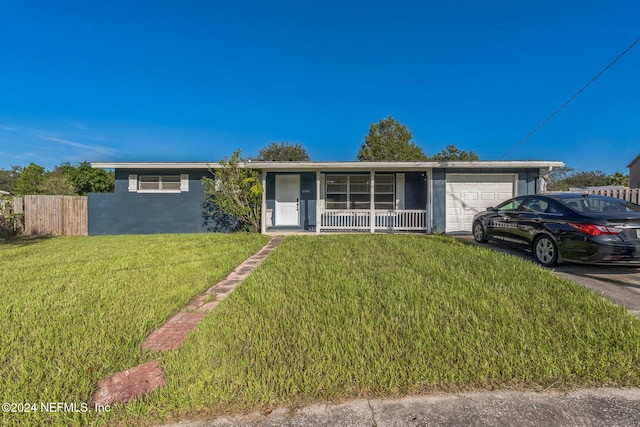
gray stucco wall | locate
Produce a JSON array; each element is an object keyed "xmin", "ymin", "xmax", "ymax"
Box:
[
  {"xmin": 404, "ymin": 172, "xmax": 428, "ymax": 210},
  {"xmin": 88, "ymin": 169, "xmax": 236, "ymax": 235},
  {"xmin": 432, "ymin": 169, "xmax": 446, "ymax": 232},
  {"xmin": 300, "ymin": 172, "xmax": 317, "ymax": 230},
  {"xmin": 89, "ymin": 166, "xmax": 546, "ymax": 235}
]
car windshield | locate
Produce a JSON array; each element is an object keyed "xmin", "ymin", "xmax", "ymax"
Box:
[{"xmin": 559, "ymin": 197, "xmax": 640, "ymax": 213}]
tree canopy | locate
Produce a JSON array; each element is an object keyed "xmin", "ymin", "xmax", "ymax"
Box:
[
  {"xmin": 431, "ymin": 145, "xmax": 479, "ymax": 161},
  {"xmin": 255, "ymin": 141, "xmax": 310, "ymax": 161},
  {"xmin": 67, "ymin": 161, "xmax": 115, "ymax": 195},
  {"xmin": 4, "ymin": 161, "xmax": 114, "ymax": 195},
  {"xmin": 607, "ymin": 172, "xmax": 629, "ymax": 187},
  {"xmin": 357, "ymin": 116, "xmax": 427, "ymax": 161},
  {"xmin": 0, "ymin": 166, "xmax": 20, "ymax": 193},
  {"xmin": 547, "ymin": 167, "xmax": 629, "ymax": 191},
  {"xmin": 40, "ymin": 166, "xmax": 76, "ymax": 195},
  {"xmin": 13, "ymin": 163, "xmax": 46, "ymax": 195}
]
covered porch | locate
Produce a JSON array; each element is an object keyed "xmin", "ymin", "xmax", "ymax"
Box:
[{"xmin": 261, "ymin": 168, "xmax": 431, "ymax": 234}]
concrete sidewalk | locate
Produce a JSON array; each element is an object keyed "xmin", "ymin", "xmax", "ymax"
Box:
[{"xmin": 161, "ymin": 388, "xmax": 640, "ymax": 426}]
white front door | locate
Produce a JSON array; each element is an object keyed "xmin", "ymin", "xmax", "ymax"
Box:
[{"xmin": 275, "ymin": 175, "xmax": 300, "ymax": 226}]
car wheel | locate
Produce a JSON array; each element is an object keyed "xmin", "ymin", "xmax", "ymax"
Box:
[
  {"xmin": 533, "ymin": 235, "xmax": 558, "ymax": 267},
  {"xmin": 473, "ymin": 221, "xmax": 487, "ymax": 243}
]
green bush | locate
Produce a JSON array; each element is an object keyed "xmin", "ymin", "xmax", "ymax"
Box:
[{"xmin": 0, "ymin": 196, "xmax": 23, "ymax": 237}]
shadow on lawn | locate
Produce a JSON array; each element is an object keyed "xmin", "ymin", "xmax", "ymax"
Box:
[{"xmin": 0, "ymin": 235, "xmax": 55, "ymax": 247}]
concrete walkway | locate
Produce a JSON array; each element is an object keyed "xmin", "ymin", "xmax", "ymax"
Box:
[
  {"xmin": 92, "ymin": 237, "xmax": 283, "ymax": 407},
  {"xmin": 160, "ymin": 388, "xmax": 640, "ymax": 426}
]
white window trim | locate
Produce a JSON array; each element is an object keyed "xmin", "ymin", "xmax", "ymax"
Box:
[
  {"xmin": 128, "ymin": 174, "xmax": 138, "ymax": 192},
  {"xmin": 180, "ymin": 174, "xmax": 189, "ymax": 191},
  {"xmin": 128, "ymin": 174, "xmax": 190, "ymax": 193},
  {"xmin": 136, "ymin": 190, "xmax": 182, "ymax": 194}
]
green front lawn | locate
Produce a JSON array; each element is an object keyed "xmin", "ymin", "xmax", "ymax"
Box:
[
  {"xmin": 0, "ymin": 233, "xmax": 269, "ymax": 426},
  {"xmin": 143, "ymin": 235, "xmax": 639, "ymax": 424},
  {"xmin": 1, "ymin": 234, "xmax": 638, "ymax": 426}
]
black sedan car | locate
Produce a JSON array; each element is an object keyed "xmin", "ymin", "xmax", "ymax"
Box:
[{"xmin": 472, "ymin": 193, "xmax": 640, "ymax": 267}]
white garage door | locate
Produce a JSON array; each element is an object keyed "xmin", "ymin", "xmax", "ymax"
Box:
[{"xmin": 445, "ymin": 174, "xmax": 515, "ymax": 233}]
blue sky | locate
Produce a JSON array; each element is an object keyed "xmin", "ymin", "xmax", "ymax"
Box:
[{"xmin": 0, "ymin": 0, "xmax": 638, "ymax": 174}]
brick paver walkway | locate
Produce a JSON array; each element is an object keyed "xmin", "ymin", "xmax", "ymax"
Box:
[
  {"xmin": 92, "ymin": 237, "xmax": 283, "ymax": 406},
  {"xmin": 92, "ymin": 360, "xmax": 165, "ymax": 406}
]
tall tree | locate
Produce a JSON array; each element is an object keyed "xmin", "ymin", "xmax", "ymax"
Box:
[
  {"xmin": 0, "ymin": 166, "xmax": 21, "ymax": 193},
  {"xmin": 607, "ymin": 172, "xmax": 629, "ymax": 187},
  {"xmin": 431, "ymin": 145, "xmax": 479, "ymax": 161},
  {"xmin": 546, "ymin": 167, "xmax": 575, "ymax": 191},
  {"xmin": 564, "ymin": 170, "xmax": 609, "ymax": 188},
  {"xmin": 547, "ymin": 167, "xmax": 610, "ymax": 191},
  {"xmin": 68, "ymin": 161, "xmax": 115, "ymax": 195},
  {"xmin": 11, "ymin": 161, "xmax": 115, "ymax": 196},
  {"xmin": 41, "ymin": 169, "xmax": 76, "ymax": 195},
  {"xmin": 201, "ymin": 149, "xmax": 263, "ymax": 232},
  {"xmin": 255, "ymin": 141, "xmax": 310, "ymax": 161},
  {"xmin": 357, "ymin": 116, "xmax": 427, "ymax": 161},
  {"xmin": 13, "ymin": 162, "xmax": 45, "ymax": 195}
]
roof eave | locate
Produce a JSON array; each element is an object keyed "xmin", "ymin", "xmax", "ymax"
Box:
[
  {"xmin": 92, "ymin": 160, "xmax": 565, "ymax": 171},
  {"xmin": 91, "ymin": 162, "xmax": 222, "ymax": 169},
  {"xmin": 626, "ymin": 153, "xmax": 640, "ymax": 168}
]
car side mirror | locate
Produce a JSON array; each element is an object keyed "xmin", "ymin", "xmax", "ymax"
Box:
[{"xmin": 486, "ymin": 207, "xmax": 496, "ymax": 212}]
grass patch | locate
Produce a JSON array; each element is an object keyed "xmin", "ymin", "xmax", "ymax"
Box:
[
  {"xmin": 0, "ymin": 233, "xmax": 269, "ymax": 426},
  {"xmin": 2, "ymin": 234, "xmax": 639, "ymax": 426},
  {"xmin": 138, "ymin": 234, "xmax": 640, "ymax": 424}
]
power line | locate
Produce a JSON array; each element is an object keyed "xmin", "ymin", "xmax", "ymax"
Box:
[{"xmin": 499, "ymin": 36, "xmax": 640, "ymax": 160}]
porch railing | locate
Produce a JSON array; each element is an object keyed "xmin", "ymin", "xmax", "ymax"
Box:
[{"xmin": 320, "ymin": 209, "xmax": 428, "ymax": 232}]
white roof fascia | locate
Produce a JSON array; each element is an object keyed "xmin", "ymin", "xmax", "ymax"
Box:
[
  {"xmin": 252, "ymin": 161, "xmax": 565, "ymax": 171},
  {"xmin": 92, "ymin": 161, "xmax": 565, "ymax": 171},
  {"xmin": 91, "ymin": 162, "xmax": 221, "ymax": 169}
]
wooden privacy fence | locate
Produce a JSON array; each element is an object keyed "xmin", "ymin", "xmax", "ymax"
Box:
[
  {"xmin": 571, "ymin": 188, "xmax": 640, "ymax": 204},
  {"xmin": 20, "ymin": 195, "xmax": 88, "ymax": 236}
]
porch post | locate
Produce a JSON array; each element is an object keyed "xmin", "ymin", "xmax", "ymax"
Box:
[
  {"xmin": 261, "ymin": 171, "xmax": 267, "ymax": 234},
  {"xmin": 316, "ymin": 171, "xmax": 321, "ymax": 234},
  {"xmin": 426, "ymin": 168, "xmax": 433, "ymax": 233},
  {"xmin": 370, "ymin": 171, "xmax": 375, "ymax": 233}
]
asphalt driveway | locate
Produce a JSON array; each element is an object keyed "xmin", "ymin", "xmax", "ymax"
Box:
[{"xmin": 456, "ymin": 235, "xmax": 640, "ymax": 317}]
